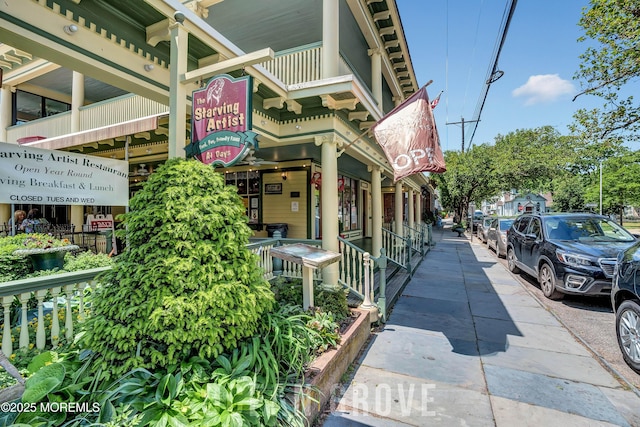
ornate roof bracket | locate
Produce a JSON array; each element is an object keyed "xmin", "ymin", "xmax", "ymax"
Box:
[
  {"xmin": 182, "ymin": 0, "xmax": 224, "ymax": 19},
  {"xmin": 321, "ymin": 95, "xmax": 359, "ymax": 111},
  {"xmin": 379, "ymin": 27, "xmax": 395, "ymax": 37},
  {"xmin": 359, "ymin": 121, "xmax": 375, "ymax": 130},
  {"xmin": 263, "ymin": 97, "xmax": 285, "ymax": 110},
  {"xmin": 349, "ymin": 111, "xmax": 370, "ymax": 121},
  {"xmin": 286, "ymin": 99, "xmax": 302, "ymax": 115},
  {"xmin": 146, "ymin": 19, "xmax": 171, "ymax": 47},
  {"xmin": 372, "ymin": 11, "xmax": 391, "ymax": 22}
]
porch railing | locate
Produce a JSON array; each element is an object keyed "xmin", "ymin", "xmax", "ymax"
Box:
[
  {"xmin": 262, "ymin": 43, "xmax": 322, "ymax": 86},
  {"xmin": 247, "ymin": 238, "xmax": 323, "ymax": 282},
  {"xmin": 0, "ymin": 267, "xmax": 109, "ymax": 356},
  {"xmin": 337, "ymin": 237, "xmax": 388, "ymax": 321},
  {"xmin": 1, "ymin": 235, "xmax": 402, "ymax": 356},
  {"xmin": 403, "ymin": 223, "xmax": 424, "ymax": 256},
  {"xmin": 381, "ymin": 228, "xmax": 410, "ymax": 273}
]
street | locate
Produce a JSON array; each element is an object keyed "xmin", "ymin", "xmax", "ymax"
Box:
[{"xmin": 479, "ymin": 238, "xmax": 640, "ymax": 392}]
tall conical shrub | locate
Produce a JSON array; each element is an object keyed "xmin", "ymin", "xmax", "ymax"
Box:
[{"xmin": 81, "ymin": 158, "xmax": 274, "ymax": 377}]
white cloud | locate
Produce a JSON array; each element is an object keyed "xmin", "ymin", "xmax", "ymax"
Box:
[{"xmin": 512, "ymin": 74, "xmax": 575, "ymax": 105}]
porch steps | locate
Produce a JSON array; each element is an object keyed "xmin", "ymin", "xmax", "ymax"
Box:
[{"xmin": 345, "ymin": 250, "xmax": 425, "ymax": 313}]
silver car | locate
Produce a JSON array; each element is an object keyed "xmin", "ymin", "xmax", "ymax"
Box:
[
  {"xmin": 476, "ymin": 217, "xmax": 494, "ymax": 243},
  {"xmin": 487, "ymin": 218, "xmax": 514, "ymax": 258}
]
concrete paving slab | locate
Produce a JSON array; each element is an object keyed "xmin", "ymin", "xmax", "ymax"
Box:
[
  {"xmin": 330, "ymin": 366, "xmax": 494, "ymax": 427},
  {"xmin": 322, "ymin": 413, "xmax": 415, "ymax": 427},
  {"xmin": 401, "ymin": 283, "xmax": 470, "ymax": 302},
  {"xmin": 361, "ymin": 328, "xmax": 485, "ymax": 388},
  {"xmin": 490, "ymin": 283, "xmax": 526, "ymax": 295},
  {"xmin": 467, "ymin": 288, "xmax": 541, "ymax": 308},
  {"xmin": 391, "ymin": 295, "xmax": 472, "ymax": 319},
  {"xmin": 474, "ymin": 317, "xmax": 592, "ymax": 356},
  {"xmin": 484, "ymin": 365, "xmax": 630, "ymax": 426},
  {"xmin": 471, "ymin": 300, "xmax": 561, "ymax": 326},
  {"xmin": 598, "ymin": 386, "xmax": 640, "ymax": 427},
  {"xmin": 490, "ymin": 396, "xmax": 622, "ymax": 427},
  {"xmin": 387, "ymin": 309, "xmax": 478, "ymax": 342},
  {"xmin": 480, "ymin": 343, "xmax": 623, "ymax": 388}
]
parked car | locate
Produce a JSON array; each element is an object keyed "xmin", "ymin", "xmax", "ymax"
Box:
[
  {"xmin": 467, "ymin": 210, "xmax": 484, "ymax": 232},
  {"xmin": 611, "ymin": 240, "xmax": 640, "ymax": 374},
  {"xmin": 486, "ymin": 218, "xmax": 515, "ymax": 258},
  {"xmin": 476, "ymin": 217, "xmax": 494, "ymax": 243},
  {"xmin": 506, "ymin": 213, "xmax": 637, "ymax": 300}
]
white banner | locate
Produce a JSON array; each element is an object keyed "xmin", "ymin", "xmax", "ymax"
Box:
[{"xmin": 0, "ymin": 142, "xmax": 129, "ymax": 206}]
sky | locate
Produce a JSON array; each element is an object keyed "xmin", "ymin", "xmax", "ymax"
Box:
[{"xmin": 396, "ymin": 0, "xmax": 602, "ymax": 153}]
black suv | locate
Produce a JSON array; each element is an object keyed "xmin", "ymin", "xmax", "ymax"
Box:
[
  {"xmin": 506, "ymin": 213, "xmax": 637, "ymax": 300},
  {"xmin": 611, "ymin": 240, "xmax": 640, "ymax": 374}
]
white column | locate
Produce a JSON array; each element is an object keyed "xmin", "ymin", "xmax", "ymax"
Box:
[
  {"xmin": 408, "ymin": 188, "xmax": 414, "ymax": 229},
  {"xmin": 316, "ymin": 134, "xmax": 340, "ymax": 284},
  {"xmin": 395, "ymin": 181, "xmax": 403, "ymax": 237},
  {"xmin": 70, "ymin": 205, "xmax": 84, "ymax": 238},
  {"xmin": 368, "ymin": 48, "xmax": 382, "ymax": 108},
  {"xmin": 169, "ymin": 22, "xmax": 188, "ymax": 159},
  {"xmin": 71, "ymin": 71, "xmax": 85, "ymax": 132},
  {"xmin": 0, "ymin": 86, "xmax": 12, "ymax": 142},
  {"xmin": 416, "ymin": 191, "xmax": 422, "ymax": 226},
  {"xmin": 369, "ymin": 166, "xmax": 382, "ymax": 258},
  {"xmin": 1, "ymin": 87, "xmax": 14, "ymax": 223},
  {"xmin": 322, "ymin": 0, "xmax": 339, "ymax": 79}
]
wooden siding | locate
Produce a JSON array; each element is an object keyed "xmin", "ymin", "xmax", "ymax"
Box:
[{"xmin": 262, "ymin": 170, "xmax": 308, "ymax": 239}]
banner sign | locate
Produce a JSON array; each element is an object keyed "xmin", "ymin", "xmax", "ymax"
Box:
[
  {"xmin": 371, "ymin": 86, "xmax": 446, "ymax": 182},
  {"xmin": 186, "ymin": 74, "xmax": 257, "ymax": 166},
  {"xmin": 0, "ymin": 141, "xmax": 129, "ymax": 206}
]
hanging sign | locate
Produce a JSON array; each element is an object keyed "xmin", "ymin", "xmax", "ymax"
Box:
[
  {"xmin": 0, "ymin": 142, "xmax": 129, "ymax": 206},
  {"xmin": 186, "ymin": 74, "xmax": 258, "ymax": 167}
]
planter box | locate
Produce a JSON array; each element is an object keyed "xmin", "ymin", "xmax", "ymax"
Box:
[{"xmin": 298, "ymin": 308, "xmax": 371, "ymax": 425}]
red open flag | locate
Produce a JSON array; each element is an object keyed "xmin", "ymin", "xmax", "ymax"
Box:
[{"xmin": 371, "ymin": 86, "xmax": 446, "ymax": 182}]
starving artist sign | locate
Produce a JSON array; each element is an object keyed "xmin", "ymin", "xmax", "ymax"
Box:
[
  {"xmin": 0, "ymin": 142, "xmax": 129, "ymax": 206},
  {"xmin": 185, "ymin": 74, "xmax": 258, "ymax": 166}
]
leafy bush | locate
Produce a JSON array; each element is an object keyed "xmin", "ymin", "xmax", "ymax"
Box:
[
  {"xmin": 81, "ymin": 158, "xmax": 275, "ymax": 378},
  {"xmin": 271, "ymin": 277, "xmax": 349, "ymax": 321}
]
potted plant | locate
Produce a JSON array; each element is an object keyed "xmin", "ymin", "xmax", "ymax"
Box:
[{"xmin": 12, "ymin": 233, "xmax": 79, "ymax": 271}]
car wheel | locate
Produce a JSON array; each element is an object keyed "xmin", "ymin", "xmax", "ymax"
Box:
[
  {"xmin": 507, "ymin": 248, "xmax": 520, "ymax": 273},
  {"xmin": 539, "ymin": 263, "xmax": 564, "ymax": 300},
  {"xmin": 616, "ymin": 300, "xmax": 640, "ymax": 374}
]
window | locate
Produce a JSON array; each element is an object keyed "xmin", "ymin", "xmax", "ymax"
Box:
[
  {"xmin": 338, "ymin": 175, "xmax": 358, "ymax": 232},
  {"xmin": 14, "ymin": 90, "xmax": 71, "ymax": 124},
  {"xmin": 514, "ymin": 217, "xmax": 531, "ymax": 234},
  {"xmin": 225, "ymin": 171, "xmax": 261, "ymax": 224}
]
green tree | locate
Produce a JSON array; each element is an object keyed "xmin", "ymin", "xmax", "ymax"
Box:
[
  {"xmin": 584, "ymin": 150, "xmax": 640, "ymax": 224},
  {"xmin": 492, "ymin": 126, "xmax": 574, "ymax": 192},
  {"xmin": 431, "ymin": 143, "xmax": 499, "ymax": 223},
  {"xmin": 81, "ymin": 158, "xmax": 275, "ymax": 378},
  {"xmin": 572, "ymin": 0, "xmax": 640, "ymax": 144},
  {"xmin": 551, "ymin": 174, "xmax": 586, "ymax": 212}
]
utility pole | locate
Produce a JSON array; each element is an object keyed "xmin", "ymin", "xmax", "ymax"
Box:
[{"xmin": 446, "ymin": 117, "xmax": 479, "ymax": 153}]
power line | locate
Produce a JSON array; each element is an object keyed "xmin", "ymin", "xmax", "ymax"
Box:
[{"xmin": 467, "ymin": 0, "xmax": 518, "ymax": 147}]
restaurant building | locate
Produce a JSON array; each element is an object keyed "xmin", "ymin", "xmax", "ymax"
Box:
[{"xmin": 0, "ymin": 0, "xmax": 438, "ymax": 271}]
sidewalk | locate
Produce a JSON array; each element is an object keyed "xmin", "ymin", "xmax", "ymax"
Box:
[{"xmin": 321, "ymin": 221, "xmax": 640, "ymax": 426}]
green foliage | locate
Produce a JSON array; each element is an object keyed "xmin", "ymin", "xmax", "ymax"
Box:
[
  {"xmin": 551, "ymin": 174, "xmax": 587, "ymax": 212},
  {"xmin": 433, "ymin": 127, "xmax": 575, "ymax": 219},
  {"xmin": 81, "ymin": 158, "xmax": 275, "ymax": 378},
  {"xmin": 306, "ymin": 310, "xmax": 340, "ymax": 355},
  {"xmin": 315, "ymin": 285, "xmax": 349, "ymax": 322},
  {"xmin": 583, "ymin": 150, "xmax": 640, "ymax": 222},
  {"xmin": 573, "ymin": 0, "xmax": 640, "ymax": 143},
  {"xmin": 62, "ymin": 250, "xmax": 113, "ymax": 272},
  {"xmin": 271, "ymin": 278, "xmax": 349, "ymax": 322}
]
